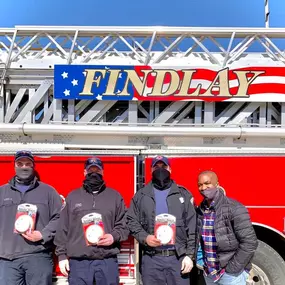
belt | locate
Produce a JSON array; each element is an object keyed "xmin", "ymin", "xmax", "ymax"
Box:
[{"xmin": 145, "ymin": 249, "xmax": 176, "ymax": 257}]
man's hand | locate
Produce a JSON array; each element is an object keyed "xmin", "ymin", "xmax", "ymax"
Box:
[
  {"xmin": 145, "ymin": 235, "xmax": 162, "ymax": 247},
  {"xmin": 181, "ymin": 256, "xmax": 193, "ymax": 274},
  {"xmin": 97, "ymin": 234, "xmax": 114, "ymax": 246},
  {"xmin": 22, "ymin": 231, "xmax": 43, "ymax": 242},
  {"xmin": 59, "ymin": 259, "xmax": 70, "ymax": 277}
]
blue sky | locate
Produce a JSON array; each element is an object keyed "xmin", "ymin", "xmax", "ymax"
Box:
[{"xmin": 1, "ymin": 0, "xmax": 284, "ymax": 27}]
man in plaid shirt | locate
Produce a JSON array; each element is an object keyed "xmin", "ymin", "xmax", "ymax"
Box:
[
  {"xmin": 201, "ymin": 202, "xmax": 225, "ymax": 282},
  {"xmin": 196, "ymin": 171, "xmax": 257, "ymax": 285}
]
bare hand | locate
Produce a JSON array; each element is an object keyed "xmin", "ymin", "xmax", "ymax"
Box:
[
  {"xmin": 22, "ymin": 231, "xmax": 43, "ymax": 242},
  {"xmin": 146, "ymin": 235, "xmax": 162, "ymax": 247},
  {"xmin": 97, "ymin": 234, "xmax": 114, "ymax": 246},
  {"xmin": 181, "ymin": 256, "xmax": 193, "ymax": 274},
  {"xmin": 59, "ymin": 259, "xmax": 70, "ymax": 277}
]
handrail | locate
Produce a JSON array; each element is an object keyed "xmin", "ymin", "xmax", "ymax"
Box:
[
  {"xmin": 1, "ymin": 123, "xmax": 285, "ymax": 139},
  {"xmin": 0, "ymin": 26, "xmax": 284, "ymax": 37}
]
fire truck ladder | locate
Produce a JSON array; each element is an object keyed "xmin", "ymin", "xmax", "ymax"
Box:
[{"xmin": 1, "ymin": 26, "xmax": 285, "ymax": 153}]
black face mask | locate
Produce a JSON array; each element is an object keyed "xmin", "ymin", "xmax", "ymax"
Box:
[
  {"xmin": 152, "ymin": 168, "xmax": 172, "ymax": 190},
  {"xmin": 83, "ymin": 172, "xmax": 106, "ymax": 193},
  {"xmin": 15, "ymin": 167, "xmax": 35, "ymax": 185}
]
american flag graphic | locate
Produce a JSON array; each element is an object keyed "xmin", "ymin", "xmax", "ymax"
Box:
[{"xmin": 54, "ymin": 65, "xmax": 285, "ymax": 102}]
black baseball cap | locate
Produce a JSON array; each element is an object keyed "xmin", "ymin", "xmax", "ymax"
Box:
[
  {"xmin": 14, "ymin": 150, "xmax": 34, "ymax": 163},
  {"xmin": 85, "ymin": 157, "xmax": 103, "ymax": 170},
  {"xmin": 151, "ymin": 155, "xmax": 170, "ymax": 167}
]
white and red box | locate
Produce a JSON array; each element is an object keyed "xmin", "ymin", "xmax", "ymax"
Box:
[
  {"xmin": 81, "ymin": 213, "xmax": 105, "ymax": 246},
  {"xmin": 154, "ymin": 213, "xmax": 176, "ymax": 245},
  {"xmin": 14, "ymin": 203, "xmax": 37, "ymax": 234}
]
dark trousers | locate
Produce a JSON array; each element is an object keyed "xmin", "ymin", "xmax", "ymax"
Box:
[
  {"xmin": 141, "ymin": 254, "xmax": 190, "ymax": 285},
  {"xmin": 68, "ymin": 258, "xmax": 119, "ymax": 285},
  {"xmin": 0, "ymin": 254, "xmax": 53, "ymax": 285}
]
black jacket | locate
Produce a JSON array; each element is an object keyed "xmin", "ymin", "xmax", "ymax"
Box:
[
  {"xmin": 196, "ymin": 190, "xmax": 258, "ymax": 274},
  {"xmin": 0, "ymin": 177, "xmax": 62, "ymax": 260},
  {"xmin": 54, "ymin": 186, "xmax": 129, "ymax": 260},
  {"xmin": 126, "ymin": 181, "xmax": 196, "ymax": 259}
]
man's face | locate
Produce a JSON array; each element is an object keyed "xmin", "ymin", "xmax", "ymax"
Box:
[
  {"xmin": 15, "ymin": 157, "xmax": 34, "ymax": 170},
  {"xmin": 151, "ymin": 161, "xmax": 171, "ymax": 173},
  {"xmin": 84, "ymin": 165, "xmax": 103, "ymax": 176},
  {"xmin": 198, "ymin": 174, "xmax": 217, "ymax": 192}
]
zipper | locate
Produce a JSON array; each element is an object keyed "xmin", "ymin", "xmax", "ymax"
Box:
[
  {"xmin": 92, "ymin": 193, "xmax": 96, "ymax": 208},
  {"xmin": 19, "ymin": 189, "xmax": 27, "ymax": 204},
  {"xmin": 151, "ymin": 196, "xmax": 156, "ymax": 234},
  {"xmin": 13, "ymin": 183, "xmax": 34, "ymax": 204}
]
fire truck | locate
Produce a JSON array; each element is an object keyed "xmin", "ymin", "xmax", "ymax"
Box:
[{"xmin": 0, "ymin": 25, "xmax": 285, "ymax": 285}]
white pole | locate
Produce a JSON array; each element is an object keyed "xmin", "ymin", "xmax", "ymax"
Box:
[
  {"xmin": 265, "ymin": 0, "xmax": 270, "ymax": 28},
  {"xmin": 1, "ymin": 123, "xmax": 285, "ymax": 138}
]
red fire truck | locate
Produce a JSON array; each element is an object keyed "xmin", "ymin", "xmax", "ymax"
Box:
[
  {"xmin": 0, "ymin": 25, "xmax": 285, "ymax": 284},
  {"xmin": 0, "ymin": 154, "xmax": 284, "ymax": 285}
]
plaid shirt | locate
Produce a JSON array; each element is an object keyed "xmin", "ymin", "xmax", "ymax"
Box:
[{"xmin": 201, "ymin": 202, "xmax": 225, "ymax": 282}]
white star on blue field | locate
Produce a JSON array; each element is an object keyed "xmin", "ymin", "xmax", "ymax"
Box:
[{"xmin": 54, "ymin": 65, "xmax": 135, "ymax": 101}]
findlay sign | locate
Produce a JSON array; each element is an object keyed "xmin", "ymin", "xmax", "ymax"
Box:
[{"xmin": 54, "ymin": 65, "xmax": 285, "ymax": 102}]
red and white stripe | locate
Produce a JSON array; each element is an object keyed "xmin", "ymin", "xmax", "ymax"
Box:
[{"xmin": 133, "ymin": 66, "xmax": 285, "ymax": 102}]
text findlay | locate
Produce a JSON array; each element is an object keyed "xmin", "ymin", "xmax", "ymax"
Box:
[{"xmin": 79, "ymin": 68, "xmax": 265, "ymax": 97}]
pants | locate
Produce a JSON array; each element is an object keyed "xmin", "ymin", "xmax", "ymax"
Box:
[
  {"xmin": 68, "ymin": 257, "xmax": 119, "ymax": 285},
  {"xmin": 204, "ymin": 271, "xmax": 249, "ymax": 285},
  {"xmin": 141, "ymin": 254, "xmax": 190, "ymax": 285},
  {"xmin": 0, "ymin": 254, "xmax": 53, "ymax": 285}
]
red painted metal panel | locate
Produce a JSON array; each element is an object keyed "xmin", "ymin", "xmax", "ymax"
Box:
[
  {"xmin": 0, "ymin": 155, "xmax": 135, "ymax": 207},
  {"xmin": 0, "ymin": 155, "xmax": 136, "ymax": 280},
  {"xmin": 145, "ymin": 156, "xmax": 285, "ymax": 234},
  {"xmin": 249, "ymin": 208, "xmax": 284, "ymax": 233}
]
